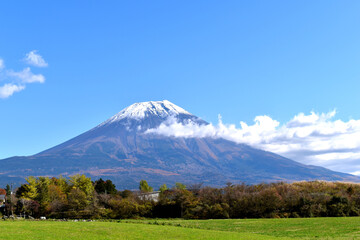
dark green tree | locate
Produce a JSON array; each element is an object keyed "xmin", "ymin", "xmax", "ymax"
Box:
[
  {"xmin": 5, "ymin": 184, "xmax": 11, "ymax": 196},
  {"xmin": 105, "ymin": 180, "xmax": 117, "ymax": 194},
  {"xmin": 94, "ymin": 178, "xmax": 106, "ymax": 194}
]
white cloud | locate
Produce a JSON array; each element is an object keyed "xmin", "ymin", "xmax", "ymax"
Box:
[
  {"xmin": 146, "ymin": 111, "xmax": 360, "ymax": 175},
  {"xmin": 0, "ymin": 58, "xmax": 4, "ymax": 70},
  {"xmin": 0, "ymin": 84, "xmax": 25, "ymax": 98},
  {"xmin": 24, "ymin": 50, "xmax": 48, "ymax": 67},
  {"xmin": 351, "ymin": 171, "xmax": 360, "ymax": 176},
  {"xmin": 0, "ymin": 52, "xmax": 47, "ymax": 99},
  {"xmin": 8, "ymin": 67, "xmax": 45, "ymax": 83}
]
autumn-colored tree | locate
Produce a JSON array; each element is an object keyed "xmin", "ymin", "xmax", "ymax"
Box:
[
  {"xmin": 68, "ymin": 188, "xmax": 88, "ymax": 211},
  {"xmin": 48, "ymin": 184, "xmax": 67, "ymax": 213},
  {"xmin": 10, "ymin": 177, "xmax": 360, "ymax": 219}
]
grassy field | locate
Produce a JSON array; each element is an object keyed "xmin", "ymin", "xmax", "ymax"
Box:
[
  {"xmin": 0, "ymin": 217, "xmax": 359, "ymax": 239},
  {"xmin": 0, "ymin": 220, "xmax": 279, "ymax": 240},
  {"xmin": 126, "ymin": 217, "xmax": 360, "ymax": 239}
]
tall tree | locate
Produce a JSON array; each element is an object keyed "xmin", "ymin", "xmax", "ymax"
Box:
[
  {"xmin": 139, "ymin": 180, "xmax": 153, "ymax": 192},
  {"xmin": 22, "ymin": 176, "xmax": 38, "ymax": 200},
  {"xmin": 69, "ymin": 174, "xmax": 94, "ymax": 198},
  {"xmin": 5, "ymin": 184, "xmax": 10, "ymax": 196},
  {"xmin": 159, "ymin": 184, "xmax": 168, "ymax": 193},
  {"xmin": 105, "ymin": 180, "xmax": 116, "ymax": 194},
  {"xmin": 94, "ymin": 178, "xmax": 106, "ymax": 194}
]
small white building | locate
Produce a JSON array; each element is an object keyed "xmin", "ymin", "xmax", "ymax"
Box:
[{"xmin": 138, "ymin": 191, "xmax": 160, "ymax": 202}]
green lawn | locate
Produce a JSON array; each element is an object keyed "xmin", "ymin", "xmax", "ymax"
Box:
[
  {"xmin": 125, "ymin": 217, "xmax": 360, "ymax": 239},
  {"xmin": 0, "ymin": 220, "xmax": 282, "ymax": 240},
  {"xmin": 0, "ymin": 217, "xmax": 359, "ymax": 239}
]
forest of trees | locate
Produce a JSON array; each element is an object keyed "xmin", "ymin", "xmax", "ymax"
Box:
[{"xmin": 2, "ymin": 175, "xmax": 360, "ymax": 219}]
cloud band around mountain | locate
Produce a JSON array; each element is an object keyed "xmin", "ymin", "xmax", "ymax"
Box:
[{"xmin": 146, "ymin": 110, "xmax": 360, "ymax": 175}]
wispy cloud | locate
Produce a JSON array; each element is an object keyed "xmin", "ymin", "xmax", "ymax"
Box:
[
  {"xmin": 0, "ymin": 84, "xmax": 25, "ymax": 99},
  {"xmin": 146, "ymin": 111, "xmax": 360, "ymax": 175},
  {"xmin": 0, "ymin": 58, "xmax": 4, "ymax": 70},
  {"xmin": 24, "ymin": 50, "xmax": 48, "ymax": 67},
  {"xmin": 8, "ymin": 67, "xmax": 45, "ymax": 83},
  {"xmin": 0, "ymin": 52, "xmax": 47, "ymax": 99}
]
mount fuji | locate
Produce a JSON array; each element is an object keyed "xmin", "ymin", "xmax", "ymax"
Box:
[{"xmin": 1, "ymin": 100, "xmax": 359, "ymax": 188}]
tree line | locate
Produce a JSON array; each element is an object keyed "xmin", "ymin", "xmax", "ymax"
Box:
[{"xmin": 2, "ymin": 175, "xmax": 360, "ymax": 219}]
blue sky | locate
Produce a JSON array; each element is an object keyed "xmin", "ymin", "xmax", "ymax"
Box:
[{"xmin": 1, "ymin": 1, "xmax": 360, "ymax": 173}]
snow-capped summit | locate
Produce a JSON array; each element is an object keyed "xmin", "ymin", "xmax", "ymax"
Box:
[
  {"xmin": 95, "ymin": 100, "xmax": 206, "ymax": 131},
  {"xmin": 105, "ymin": 100, "xmax": 192, "ymax": 123}
]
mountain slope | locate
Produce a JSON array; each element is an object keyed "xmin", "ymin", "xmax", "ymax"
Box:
[{"xmin": 1, "ymin": 100, "xmax": 359, "ymax": 188}]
